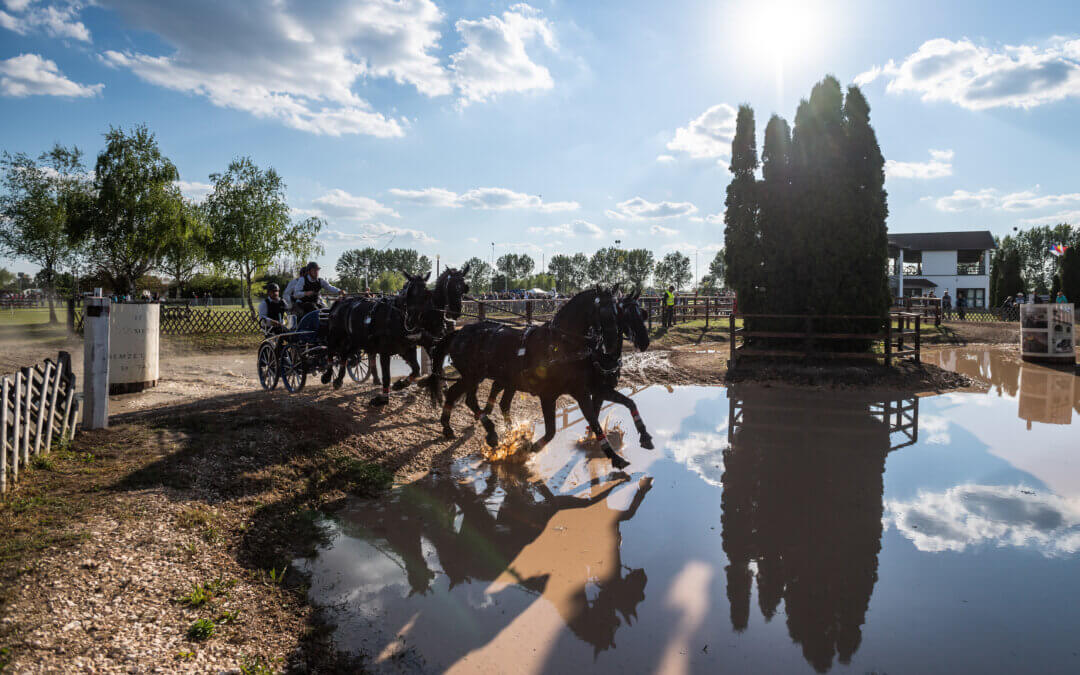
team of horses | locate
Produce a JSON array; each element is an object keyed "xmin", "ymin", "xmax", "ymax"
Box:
[{"xmin": 321, "ymin": 266, "xmax": 651, "ymax": 468}]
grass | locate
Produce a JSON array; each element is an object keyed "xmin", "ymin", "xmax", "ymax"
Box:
[
  {"xmin": 239, "ymin": 653, "xmax": 281, "ymax": 675},
  {"xmin": 335, "ymin": 457, "xmax": 394, "ymax": 496},
  {"xmin": 177, "ymin": 578, "xmax": 234, "ymax": 608},
  {"xmin": 186, "ymin": 618, "xmax": 216, "ymax": 641}
]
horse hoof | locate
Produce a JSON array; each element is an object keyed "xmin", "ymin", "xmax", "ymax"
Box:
[
  {"xmin": 392, "ymin": 379, "xmax": 411, "ymax": 391},
  {"xmin": 640, "ymin": 433, "xmax": 654, "ymax": 450},
  {"xmin": 320, "ymin": 371, "xmax": 332, "ymax": 384},
  {"xmin": 443, "ymin": 427, "xmax": 455, "ymax": 439},
  {"xmin": 370, "ymin": 395, "xmax": 389, "ymax": 407},
  {"xmin": 332, "ymin": 379, "xmax": 343, "ymax": 390},
  {"xmin": 485, "ymin": 431, "xmax": 499, "ymax": 448},
  {"xmin": 610, "ymin": 454, "xmax": 630, "ymax": 470}
]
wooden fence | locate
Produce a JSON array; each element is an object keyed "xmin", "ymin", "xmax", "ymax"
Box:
[
  {"xmin": 728, "ymin": 311, "xmax": 922, "ymax": 368},
  {"xmin": 74, "ymin": 305, "xmax": 261, "ymax": 335},
  {"xmin": 2, "ymin": 352, "xmax": 81, "ymax": 494}
]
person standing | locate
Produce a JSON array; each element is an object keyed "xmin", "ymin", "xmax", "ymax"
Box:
[
  {"xmin": 956, "ymin": 293, "xmax": 966, "ymax": 321},
  {"xmin": 663, "ymin": 286, "xmax": 676, "ymax": 328},
  {"xmin": 941, "ymin": 290, "xmax": 952, "ymax": 320},
  {"xmin": 1056, "ymin": 291, "xmax": 1068, "ymax": 304}
]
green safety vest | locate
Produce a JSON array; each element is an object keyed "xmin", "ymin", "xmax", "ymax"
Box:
[{"xmin": 665, "ymin": 291, "xmax": 675, "ymax": 306}]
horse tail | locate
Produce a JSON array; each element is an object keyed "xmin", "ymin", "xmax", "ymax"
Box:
[{"xmin": 423, "ymin": 332, "xmax": 452, "ymax": 407}]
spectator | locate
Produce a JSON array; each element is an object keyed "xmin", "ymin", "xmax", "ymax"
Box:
[
  {"xmin": 1056, "ymin": 291, "xmax": 1068, "ymax": 304},
  {"xmin": 662, "ymin": 286, "xmax": 676, "ymax": 328},
  {"xmin": 956, "ymin": 294, "xmax": 966, "ymax": 321},
  {"xmin": 1015, "ymin": 292, "xmax": 1025, "ymax": 305},
  {"xmin": 941, "ymin": 290, "xmax": 952, "ymax": 320}
]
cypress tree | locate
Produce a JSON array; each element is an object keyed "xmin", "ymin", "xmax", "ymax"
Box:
[
  {"xmin": 723, "ymin": 105, "xmax": 761, "ymax": 314},
  {"xmin": 1000, "ymin": 248, "xmax": 1025, "ymax": 299},
  {"xmin": 1058, "ymin": 245, "xmax": 1080, "ymax": 303},
  {"xmin": 989, "ymin": 247, "xmax": 1004, "ymax": 306},
  {"xmin": 841, "ymin": 85, "xmax": 890, "ymax": 325},
  {"xmin": 760, "ymin": 114, "xmax": 793, "ymax": 315}
]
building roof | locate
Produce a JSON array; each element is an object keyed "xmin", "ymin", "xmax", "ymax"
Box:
[{"xmin": 887, "ymin": 231, "xmax": 996, "ymax": 251}]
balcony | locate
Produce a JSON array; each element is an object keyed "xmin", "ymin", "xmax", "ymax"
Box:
[{"xmin": 956, "ymin": 262, "xmax": 986, "ymax": 276}]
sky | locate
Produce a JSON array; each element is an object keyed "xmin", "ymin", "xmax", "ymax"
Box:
[{"xmin": 2, "ymin": 0, "xmax": 1080, "ymax": 280}]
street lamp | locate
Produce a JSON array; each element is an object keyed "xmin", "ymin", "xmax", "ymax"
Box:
[{"xmin": 491, "ymin": 242, "xmax": 495, "ymax": 295}]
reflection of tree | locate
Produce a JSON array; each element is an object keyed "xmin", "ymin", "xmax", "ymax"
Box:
[
  {"xmin": 337, "ymin": 461, "xmax": 651, "ymax": 654},
  {"xmin": 722, "ymin": 387, "xmax": 915, "ymax": 672}
]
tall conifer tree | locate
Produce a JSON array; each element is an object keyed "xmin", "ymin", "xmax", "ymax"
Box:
[
  {"xmin": 723, "ymin": 105, "xmax": 761, "ymax": 313},
  {"xmin": 760, "ymin": 114, "xmax": 793, "ymax": 314}
]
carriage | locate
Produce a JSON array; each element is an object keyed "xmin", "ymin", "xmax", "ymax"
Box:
[{"xmin": 256, "ymin": 308, "xmax": 370, "ymax": 392}]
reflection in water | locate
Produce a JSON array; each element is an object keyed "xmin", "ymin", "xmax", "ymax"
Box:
[
  {"xmin": 722, "ymin": 388, "xmax": 917, "ymax": 672},
  {"xmin": 924, "ymin": 348, "xmax": 1080, "ymax": 426}
]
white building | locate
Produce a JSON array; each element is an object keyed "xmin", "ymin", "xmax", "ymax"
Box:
[{"xmin": 888, "ymin": 231, "xmax": 996, "ymax": 308}]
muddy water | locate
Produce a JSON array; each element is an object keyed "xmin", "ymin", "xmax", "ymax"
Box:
[{"xmin": 301, "ymin": 351, "xmax": 1080, "ymax": 674}]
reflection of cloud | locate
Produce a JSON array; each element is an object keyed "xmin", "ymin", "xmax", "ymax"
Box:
[
  {"xmin": 918, "ymin": 414, "xmax": 952, "ymax": 444},
  {"xmin": 664, "ymin": 424, "xmax": 727, "ymax": 487},
  {"xmin": 887, "ymin": 484, "xmax": 1080, "ymax": 557}
]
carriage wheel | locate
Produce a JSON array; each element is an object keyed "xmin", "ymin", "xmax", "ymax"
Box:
[
  {"xmin": 346, "ymin": 354, "xmax": 371, "ymax": 383},
  {"xmin": 257, "ymin": 343, "xmax": 279, "ymax": 391},
  {"xmin": 280, "ymin": 344, "xmax": 307, "ymax": 393}
]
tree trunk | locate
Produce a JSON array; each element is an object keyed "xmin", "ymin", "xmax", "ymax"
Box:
[{"xmin": 245, "ymin": 269, "xmax": 254, "ymax": 311}]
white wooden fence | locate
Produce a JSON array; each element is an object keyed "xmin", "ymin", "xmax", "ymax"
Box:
[{"xmin": 1, "ymin": 351, "xmax": 81, "ymax": 494}]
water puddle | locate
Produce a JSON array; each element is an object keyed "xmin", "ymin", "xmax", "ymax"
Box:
[{"xmin": 300, "ymin": 349, "xmax": 1080, "ymax": 673}]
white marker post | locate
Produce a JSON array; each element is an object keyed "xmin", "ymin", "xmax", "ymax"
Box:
[{"xmin": 83, "ymin": 295, "xmax": 111, "ymax": 429}]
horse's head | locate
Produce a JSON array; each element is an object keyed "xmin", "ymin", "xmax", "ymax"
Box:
[
  {"xmin": 617, "ymin": 288, "xmax": 650, "ymax": 352},
  {"xmin": 400, "ymin": 271, "xmax": 432, "ymax": 323},
  {"xmin": 584, "ymin": 286, "xmax": 622, "ymax": 356},
  {"xmin": 435, "ymin": 264, "xmax": 470, "ymax": 320}
]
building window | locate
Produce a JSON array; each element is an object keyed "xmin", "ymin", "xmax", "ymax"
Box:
[
  {"xmin": 958, "ymin": 288, "xmax": 985, "ymax": 308},
  {"xmin": 957, "ymin": 249, "xmax": 986, "ymax": 275}
]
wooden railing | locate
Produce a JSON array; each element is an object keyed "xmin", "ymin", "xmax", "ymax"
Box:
[
  {"xmin": 2, "ymin": 352, "xmax": 81, "ymax": 494},
  {"xmin": 728, "ymin": 312, "xmax": 922, "ymax": 368}
]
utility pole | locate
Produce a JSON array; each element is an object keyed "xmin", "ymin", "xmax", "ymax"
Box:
[
  {"xmin": 436, "ymin": 254, "xmax": 440, "ymax": 277},
  {"xmin": 491, "ymin": 242, "xmax": 495, "ymax": 295}
]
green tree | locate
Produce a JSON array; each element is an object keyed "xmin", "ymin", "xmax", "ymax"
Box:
[
  {"xmin": 587, "ymin": 247, "xmax": 628, "ymax": 286},
  {"xmin": 462, "ymin": 256, "xmax": 492, "ymax": 292},
  {"xmin": 375, "ymin": 270, "xmax": 406, "ymax": 292},
  {"xmin": 548, "ymin": 254, "xmax": 580, "ymax": 293},
  {"xmin": 381, "ymin": 248, "xmax": 431, "ymax": 277},
  {"xmin": 205, "ymin": 156, "xmax": 322, "ymax": 309},
  {"xmin": 69, "ymin": 125, "xmax": 185, "ymax": 295},
  {"xmin": 0, "ymin": 267, "xmax": 15, "ymax": 289},
  {"xmin": 655, "ymin": 251, "xmax": 691, "ymax": 290},
  {"xmin": 723, "ymin": 105, "xmax": 762, "ymax": 312},
  {"xmin": 1000, "ymin": 247, "xmax": 1025, "ymax": 300},
  {"xmin": 625, "ymin": 248, "xmax": 654, "ymax": 289},
  {"xmin": 159, "ymin": 200, "xmax": 210, "ymax": 298},
  {"xmin": 335, "ymin": 248, "xmax": 381, "ymax": 290},
  {"xmin": 1, "ymin": 144, "xmax": 89, "ymax": 321},
  {"xmin": 496, "ymin": 253, "xmax": 534, "ymax": 286},
  {"xmin": 1058, "ymin": 245, "xmax": 1080, "ymax": 304},
  {"xmin": 707, "ymin": 249, "xmax": 726, "ymax": 288}
]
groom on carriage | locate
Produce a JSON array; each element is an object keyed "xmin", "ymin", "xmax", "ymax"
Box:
[{"xmin": 283, "ymin": 261, "xmax": 343, "ymax": 318}]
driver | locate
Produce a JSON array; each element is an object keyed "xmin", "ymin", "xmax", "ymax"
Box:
[
  {"xmin": 284, "ymin": 262, "xmax": 342, "ymax": 317},
  {"xmin": 258, "ymin": 283, "xmax": 288, "ymax": 333}
]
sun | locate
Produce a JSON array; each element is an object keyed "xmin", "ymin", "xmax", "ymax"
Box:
[{"xmin": 729, "ymin": 0, "xmax": 830, "ymax": 95}]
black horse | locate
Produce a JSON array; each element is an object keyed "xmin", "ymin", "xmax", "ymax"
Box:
[
  {"xmin": 426, "ymin": 287, "xmax": 631, "ymax": 468},
  {"xmin": 324, "ymin": 266, "xmax": 470, "ymax": 405},
  {"xmin": 323, "ymin": 272, "xmax": 432, "ymax": 405},
  {"xmin": 479, "ymin": 288, "xmax": 655, "ymax": 450}
]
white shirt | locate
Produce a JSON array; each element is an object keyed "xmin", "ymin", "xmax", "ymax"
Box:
[{"xmin": 282, "ymin": 274, "xmax": 341, "ymax": 309}]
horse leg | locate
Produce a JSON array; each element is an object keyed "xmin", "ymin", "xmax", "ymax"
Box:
[
  {"xmin": 574, "ymin": 391, "xmax": 629, "ymax": 469},
  {"xmin": 498, "ymin": 387, "xmax": 515, "ymax": 429},
  {"xmin": 440, "ymin": 379, "xmax": 469, "ymax": 438},
  {"xmin": 369, "ymin": 351, "xmax": 392, "ymax": 406},
  {"xmin": 481, "ymin": 382, "xmax": 502, "ymax": 416},
  {"xmin": 604, "ymin": 388, "xmax": 653, "ymax": 449},
  {"xmin": 368, "ymin": 353, "xmax": 380, "ymax": 387},
  {"xmin": 531, "ymin": 396, "xmax": 557, "ymax": 450},
  {"xmin": 392, "ymin": 348, "xmax": 421, "ymax": 391},
  {"xmin": 332, "ymin": 347, "xmax": 352, "ymax": 389},
  {"xmin": 466, "ymin": 385, "xmax": 499, "ymax": 448}
]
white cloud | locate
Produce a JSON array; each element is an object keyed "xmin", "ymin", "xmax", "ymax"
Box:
[
  {"xmin": 665, "ymin": 425, "xmax": 728, "ymax": 487},
  {"xmin": 450, "ymin": 3, "xmax": 556, "ymax": 106},
  {"xmin": 319, "ymin": 223, "xmax": 435, "ymax": 245},
  {"xmin": 887, "ymin": 484, "xmax": 1080, "ymax": 557},
  {"xmin": 650, "ymin": 224, "xmax": 678, "ymax": 237},
  {"xmin": 175, "ymin": 180, "xmax": 211, "ymax": 202},
  {"xmin": 662, "ymin": 241, "xmax": 723, "ymax": 252},
  {"xmin": 665, "ymin": 103, "xmax": 737, "ymax": 160},
  {"xmin": 933, "ymin": 188, "xmax": 1000, "ymax": 212},
  {"xmin": 0, "ymin": 1, "xmax": 90, "ymax": 42},
  {"xmin": 607, "ymin": 196, "xmax": 698, "ymax": 220},
  {"xmin": 1020, "ymin": 209, "xmax": 1080, "ymax": 225},
  {"xmin": 858, "ymin": 37, "xmax": 1080, "ymax": 110},
  {"xmin": 311, "ymin": 189, "xmax": 399, "ymax": 221},
  {"xmin": 885, "ymin": 148, "xmax": 954, "ymax": 179},
  {"xmin": 656, "ymin": 154, "xmax": 676, "ymax": 163},
  {"xmin": 390, "ymin": 186, "xmax": 578, "ymax": 212},
  {"xmin": 611, "ymin": 228, "xmax": 627, "ymax": 236},
  {"xmin": 0, "ymin": 53, "xmax": 101, "ymax": 97},
  {"xmin": 528, "ymin": 219, "xmax": 604, "ymax": 238},
  {"xmin": 931, "ymin": 186, "xmax": 1080, "ymax": 212}
]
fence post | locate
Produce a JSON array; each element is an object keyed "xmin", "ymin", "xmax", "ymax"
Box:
[
  {"xmin": 44, "ymin": 357, "xmax": 63, "ymax": 451},
  {"xmin": 1, "ymin": 377, "xmax": 8, "ymax": 493},
  {"xmin": 647, "ymin": 298, "xmax": 653, "ymax": 331},
  {"xmin": 83, "ymin": 296, "xmax": 111, "ymax": 429},
  {"xmin": 885, "ymin": 315, "xmax": 893, "ymax": 367},
  {"xmin": 478, "ymin": 301, "xmax": 486, "ymax": 322},
  {"xmin": 11, "ymin": 371, "xmax": 20, "ymax": 483},
  {"xmin": 915, "ymin": 315, "xmax": 922, "ymax": 364},
  {"xmin": 60, "ymin": 384, "xmax": 75, "ymax": 442},
  {"xmin": 729, "ymin": 313, "xmax": 737, "ymax": 369},
  {"xmin": 526, "ymin": 299, "xmax": 533, "ymax": 325},
  {"xmin": 705, "ymin": 297, "xmax": 710, "ymax": 329},
  {"xmin": 34, "ymin": 362, "xmax": 52, "ymax": 455},
  {"xmin": 21, "ymin": 367, "xmax": 31, "ymax": 465}
]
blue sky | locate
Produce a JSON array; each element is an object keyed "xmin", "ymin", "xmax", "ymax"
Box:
[{"xmin": 2, "ymin": 0, "xmax": 1080, "ymax": 279}]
